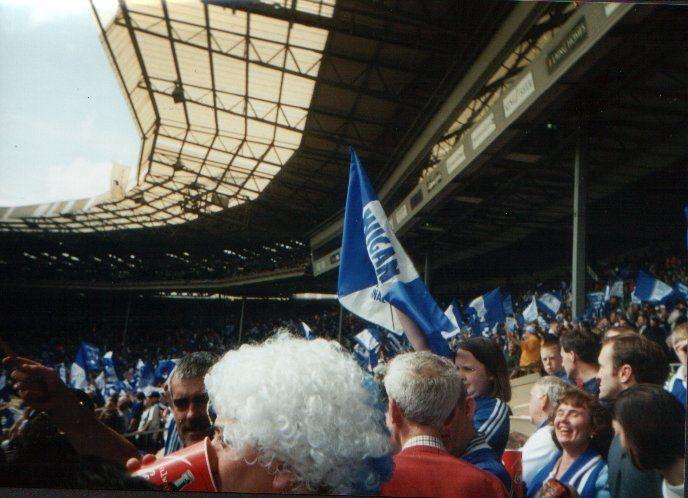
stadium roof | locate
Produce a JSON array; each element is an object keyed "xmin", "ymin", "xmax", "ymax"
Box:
[{"xmin": 0, "ymin": 0, "xmax": 513, "ymax": 235}]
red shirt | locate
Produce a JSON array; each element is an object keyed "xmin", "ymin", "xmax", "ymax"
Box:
[{"xmin": 381, "ymin": 445, "xmax": 508, "ymax": 498}]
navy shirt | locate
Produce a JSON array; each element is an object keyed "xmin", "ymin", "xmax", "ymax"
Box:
[{"xmin": 461, "ymin": 432, "xmax": 512, "ymax": 493}]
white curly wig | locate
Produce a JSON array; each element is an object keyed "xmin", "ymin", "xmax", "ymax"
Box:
[{"xmin": 204, "ymin": 332, "xmax": 392, "ymax": 494}]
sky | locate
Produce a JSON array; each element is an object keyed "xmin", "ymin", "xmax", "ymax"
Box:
[{"xmin": 0, "ymin": 0, "xmax": 139, "ymax": 207}]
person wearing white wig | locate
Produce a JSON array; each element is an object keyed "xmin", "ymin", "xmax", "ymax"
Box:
[{"xmin": 204, "ymin": 332, "xmax": 392, "ymax": 494}]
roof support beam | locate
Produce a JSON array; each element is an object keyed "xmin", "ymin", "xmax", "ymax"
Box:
[{"xmin": 309, "ymin": 2, "xmax": 547, "ymax": 250}]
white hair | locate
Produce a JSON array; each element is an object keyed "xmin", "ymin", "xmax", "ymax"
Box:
[
  {"xmin": 532, "ymin": 375, "xmax": 570, "ymax": 405},
  {"xmin": 205, "ymin": 332, "xmax": 392, "ymax": 494},
  {"xmin": 383, "ymin": 351, "xmax": 460, "ymax": 428}
]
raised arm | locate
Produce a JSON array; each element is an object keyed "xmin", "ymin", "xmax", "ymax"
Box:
[
  {"xmin": 3, "ymin": 355, "xmax": 138, "ymax": 467},
  {"xmin": 394, "ymin": 308, "xmax": 430, "ymax": 352}
]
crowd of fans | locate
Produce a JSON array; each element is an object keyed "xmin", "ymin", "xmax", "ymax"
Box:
[{"xmin": 0, "ymin": 252, "xmax": 685, "ymax": 496}]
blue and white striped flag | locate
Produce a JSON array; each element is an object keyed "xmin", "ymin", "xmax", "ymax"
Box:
[
  {"xmin": 634, "ymin": 270, "xmax": 674, "ymax": 303},
  {"xmin": 537, "ymin": 292, "xmax": 562, "ymax": 317},
  {"xmin": 301, "ymin": 322, "xmax": 315, "ymax": 340},
  {"xmin": 522, "ymin": 296, "xmax": 538, "ymax": 324},
  {"xmin": 337, "ymin": 149, "xmax": 453, "ymax": 357}
]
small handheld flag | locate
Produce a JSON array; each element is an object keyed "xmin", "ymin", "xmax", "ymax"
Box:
[
  {"xmin": 301, "ymin": 322, "xmax": 315, "ymax": 340},
  {"xmin": 634, "ymin": 270, "xmax": 674, "ymax": 303}
]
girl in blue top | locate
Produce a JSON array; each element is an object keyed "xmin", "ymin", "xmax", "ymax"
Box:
[
  {"xmin": 454, "ymin": 337, "xmax": 512, "ymax": 458},
  {"xmin": 527, "ymin": 389, "xmax": 613, "ymax": 498}
]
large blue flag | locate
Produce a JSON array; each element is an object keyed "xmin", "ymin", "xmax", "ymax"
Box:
[
  {"xmin": 467, "ymin": 288, "xmax": 506, "ymax": 329},
  {"xmin": 634, "ymin": 270, "xmax": 674, "ymax": 303},
  {"xmin": 338, "ymin": 149, "xmax": 453, "ymax": 357}
]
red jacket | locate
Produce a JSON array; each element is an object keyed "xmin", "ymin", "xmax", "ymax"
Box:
[{"xmin": 381, "ymin": 445, "xmax": 508, "ymax": 498}]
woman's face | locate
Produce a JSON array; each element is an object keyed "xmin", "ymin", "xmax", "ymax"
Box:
[
  {"xmin": 209, "ymin": 419, "xmax": 286, "ymax": 493},
  {"xmin": 454, "ymin": 349, "xmax": 493, "ymax": 397},
  {"xmin": 553, "ymin": 402, "xmax": 593, "ymax": 451},
  {"xmin": 673, "ymin": 339, "xmax": 688, "ymax": 367}
]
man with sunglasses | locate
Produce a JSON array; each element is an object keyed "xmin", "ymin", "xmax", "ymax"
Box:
[{"xmin": 160, "ymin": 352, "xmax": 217, "ymax": 456}]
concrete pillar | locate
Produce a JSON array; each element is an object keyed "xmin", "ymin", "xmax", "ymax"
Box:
[{"xmin": 571, "ymin": 131, "xmax": 587, "ymax": 318}]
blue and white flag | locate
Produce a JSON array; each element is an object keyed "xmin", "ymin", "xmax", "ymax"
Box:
[
  {"xmin": 337, "ymin": 149, "xmax": 453, "ymax": 357},
  {"xmin": 385, "ymin": 330, "xmax": 406, "ymax": 357},
  {"xmin": 56, "ymin": 363, "xmax": 67, "ymax": 385},
  {"xmin": 442, "ymin": 300, "xmax": 462, "ymax": 339},
  {"xmin": 675, "ymin": 281, "xmax": 688, "ymax": 301},
  {"xmin": 102, "ymin": 351, "xmax": 122, "ymax": 383},
  {"xmin": 522, "ymin": 296, "xmax": 538, "ymax": 324},
  {"xmin": 505, "ymin": 315, "xmax": 518, "ymax": 333},
  {"xmin": 135, "ymin": 359, "xmax": 156, "ymax": 390},
  {"xmin": 467, "ymin": 288, "xmax": 506, "ymax": 329},
  {"xmin": 586, "ymin": 291, "xmax": 606, "ymax": 319},
  {"xmin": 0, "ymin": 369, "xmax": 9, "ymax": 402},
  {"xmin": 502, "ymin": 293, "xmax": 514, "ymax": 316},
  {"xmin": 155, "ymin": 359, "xmax": 178, "ymax": 384},
  {"xmin": 537, "ymin": 292, "xmax": 562, "ymax": 317},
  {"xmin": 76, "ymin": 342, "xmax": 102, "ymax": 372},
  {"xmin": 353, "ymin": 344, "xmax": 377, "ymax": 371},
  {"xmin": 301, "ymin": 322, "xmax": 315, "ymax": 340},
  {"xmin": 634, "ymin": 270, "xmax": 674, "ymax": 303},
  {"xmin": 609, "ymin": 280, "xmax": 624, "ymax": 299},
  {"xmin": 70, "ymin": 362, "xmax": 89, "ymax": 391},
  {"xmin": 355, "ymin": 328, "xmax": 381, "ymax": 353}
]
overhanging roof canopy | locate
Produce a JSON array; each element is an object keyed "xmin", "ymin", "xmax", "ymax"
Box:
[{"xmin": 1, "ymin": 0, "xmax": 332, "ymax": 232}]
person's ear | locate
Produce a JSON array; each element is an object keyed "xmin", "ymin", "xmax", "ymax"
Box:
[
  {"xmin": 389, "ymin": 398, "xmax": 403, "ymax": 426},
  {"xmin": 618, "ymin": 364, "xmax": 633, "ymax": 384},
  {"xmin": 442, "ymin": 404, "xmax": 461, "ymax": 434},
  {"xmin": 465, "ymin": 396, "xmax": 476, "ymax": 419}
]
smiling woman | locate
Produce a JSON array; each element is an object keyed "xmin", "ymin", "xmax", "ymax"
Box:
[{"xmin": 527, "ymin": 389, "xmax": 613, "ymax": 498}]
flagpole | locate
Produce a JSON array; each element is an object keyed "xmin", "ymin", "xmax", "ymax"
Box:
[
  {"xmin": 238, "ymin": 297, "xmax": 245, "ymax": 346},
  {"xmin": 337, "ymin": 305, "xmax": 343, "ymax": 343}
]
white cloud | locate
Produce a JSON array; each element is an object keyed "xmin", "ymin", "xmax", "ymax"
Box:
[{"xmin": 0, "ymin": 157, "xmax": 113, "ymax": 206}]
